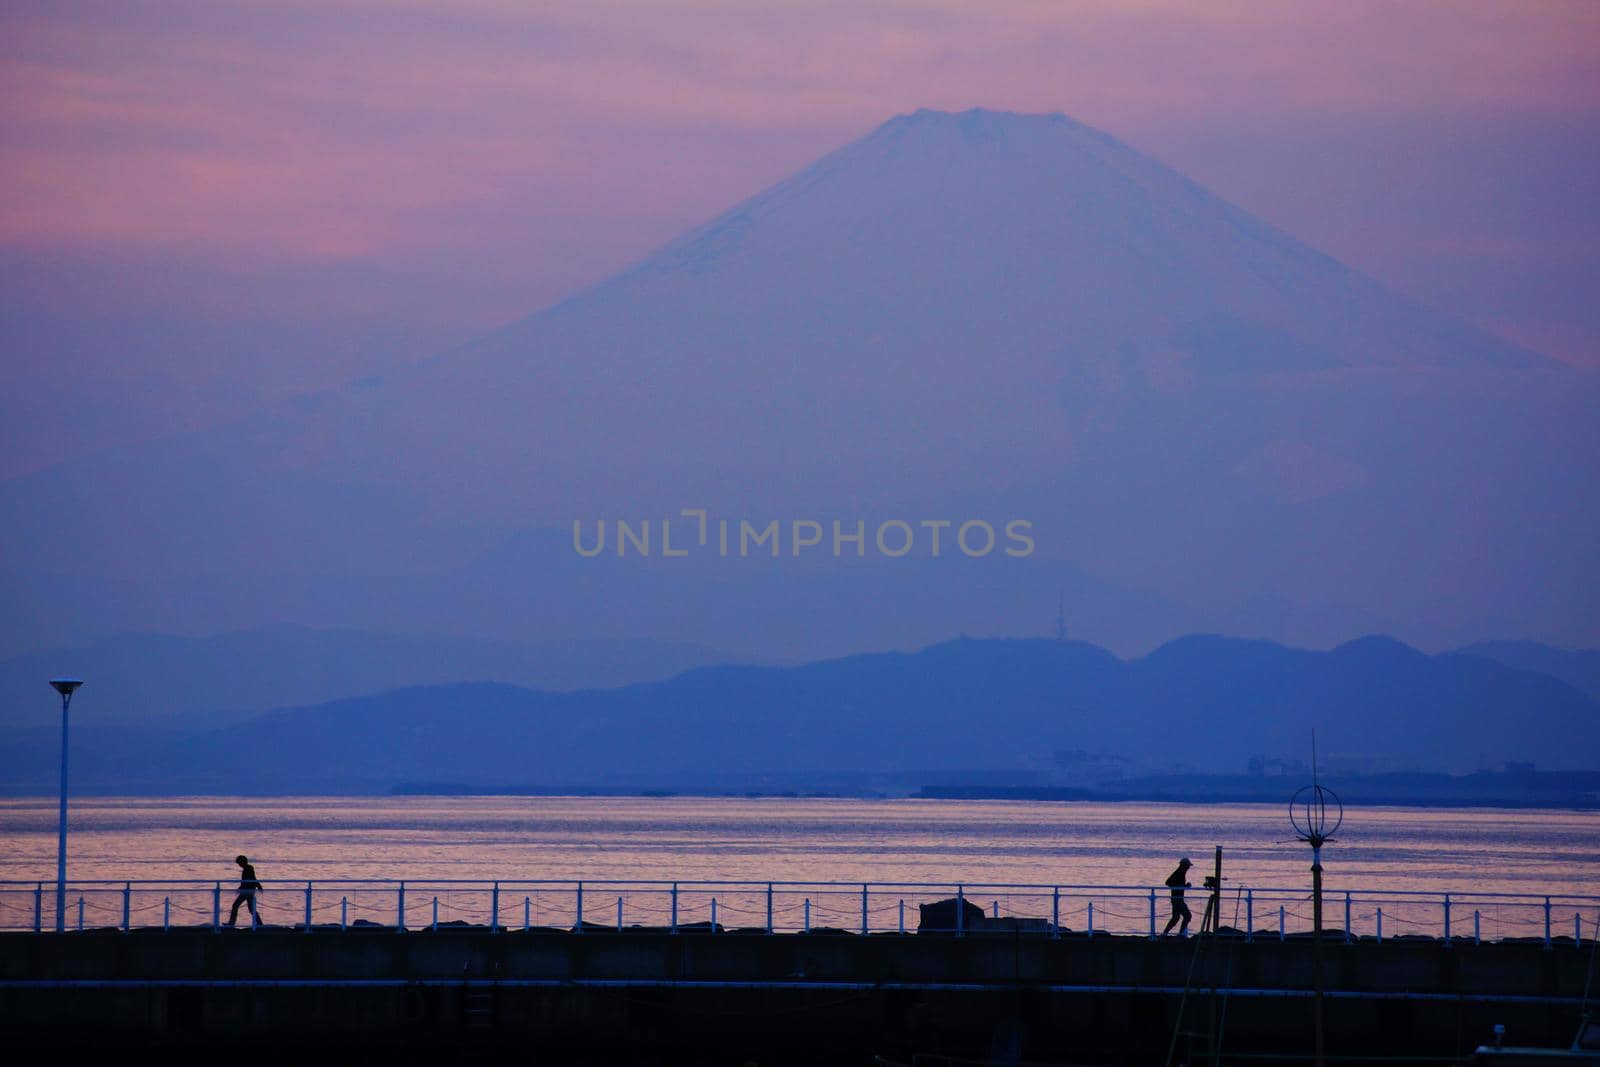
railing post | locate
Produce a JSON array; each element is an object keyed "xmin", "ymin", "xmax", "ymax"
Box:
[
  {"xmin": 1376, "ymin": 907, "xmax": 1383, "ymax": 943},
  {"xmin": 1443, "ymin": 894, "xmax": 1452, "ymax": 945},
  {"xmin": 899, "ymin": 899, "xmax": 905, "ymax": 935},
  {"xmin": 77, "ymin": 895, "xmax": 84, "ymax": 932},
  {"xmin": 576, "ymin": 882, "xmax": 584, "ymax": 934},
  {"xmin": 431, "ymin": 896, "xmax": 438, "ymax": 932},
  {"xmin": 1544, "ymin": 897, "xmax": 1551, "ymax": 948},
  {"xmin": 616, "ymin": 896, "xmax": 623, "ymax": 932},
  {"xmin": 122, "ymin": 882, "xmax": 131, "ymax": 932},
  {"xmin": 397, "ymin": 881, "xmax": 405, "ymax": 931},
  {"xmin": 33, "ymin": 883, "xmax": 41, "ymax": 933},
  {"xmin": 671, "ymin": 883, "xmax": 678, "ymax": 934},
  {"xmin": 1087, "ymin": 901, "xmax": 1094, "ymax": 938},
  {"xmin": 1246, "ymin": 889, "xmax": 1254, "ymax": 942},
  {"xmin": 766, "ymin": 883, "xmax": 773, "ymax": 934},
  {"xmin": 340, "ymin": 897, "xmax": 348, "ymax": 931},
  {"xmin": 1343, "ymin": 891, "xmax": 1351, "ymax": 943},
  {"xmin": 862, "ymin": 884, "xmax": 869, "ymax": 936},
  {"xmin": 523, "ymin": 897, "xmax": 530, "ymax": 932},
  {"xmin": 490, "ymin": 882, "xmax": 499, "ymax": 932},
  {"xmin": 304, "ymin": 882, "xmax": 313, "ymax": 931},
  {"xmin": 1054, "ymin": 887, "xmax": 1062, "ymax": 939},
  {"xmin": 711, "ymin": 898, "xmax": 718, "ymax": 932},
  {"xmin": 163, "ymin": 897, "xmax": 170, "ymax": 933},
  {"xmin": 803, "ymin": 898, "xmax": 811, "ymax": 934},
  {"xmin": 212, "ymin": 881, "xmax": 220, "ymax": 931},
  {"xmin": 1474, "ymin": 910, "xmax": 1481, "ymax": 946},
  {"xmin": 1278, "ymin": 905, "xmax": 1285, "ymax": 942},
  {"xmin": 956, "ymin": 885, "xmax": 964, "ymax": 937},
  {"xmin": 1577, "ymin": 913, "xmax": 1583, "ymax": 945}
]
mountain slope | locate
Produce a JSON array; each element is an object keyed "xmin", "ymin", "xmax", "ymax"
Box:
[
  {"xmin": 0, "ymin": 625, "xmax": 731, "ymax": 729},
  {"xmin": 1454, "ymin": 641, "xmax": 1600, "ymax": 702}
]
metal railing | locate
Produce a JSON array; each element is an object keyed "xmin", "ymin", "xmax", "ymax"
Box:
[{"xmin": 2, "ymin": 879, "xmax": 1596, "ymax": 945}]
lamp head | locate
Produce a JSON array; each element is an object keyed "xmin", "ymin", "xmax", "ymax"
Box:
[
  {"xmin": 49, "ymin": 678, "xmax": 83, "ymax": 698},
  {"xmin": 1290, "ymin": 782, "xmax": 1343, "ymax": 845}
]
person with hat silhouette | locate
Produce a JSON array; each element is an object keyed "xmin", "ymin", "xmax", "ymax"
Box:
[
  {"xmin": 1161, "ymin": 857, "xmax": 1193, "ymax": 936},
  {"xmin": 225, "ymin": 855, "xmax": 262, "ymax": 928}
]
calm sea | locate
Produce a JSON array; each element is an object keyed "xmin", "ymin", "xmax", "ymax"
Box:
[{"xmin": 0, "ymin": 796, "xmax": 1595, "ymax": 898}]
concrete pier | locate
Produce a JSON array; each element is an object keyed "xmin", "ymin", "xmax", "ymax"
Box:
[{"xmin": 2, "ymin": 927, "xmax": 1592, "ymax": 1063}]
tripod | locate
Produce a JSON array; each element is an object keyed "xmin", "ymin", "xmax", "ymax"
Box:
[{"xmin": 1198, "ymin": 874, "xmax": 1223, "ymax": 936}]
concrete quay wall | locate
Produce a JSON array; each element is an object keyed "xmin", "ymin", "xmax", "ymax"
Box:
[{"xmin": 1, "ymin": 928, "xmax": 1591, "ymax": 1063}]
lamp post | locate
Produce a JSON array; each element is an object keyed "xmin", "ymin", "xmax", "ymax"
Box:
[
  {"xmin": 1291, "ymin": 776, "xmax": 1343, "ymax": 1067},
  {"xmin": 49, "ymin": 678, "xmax": 82, "ymax": 933}
]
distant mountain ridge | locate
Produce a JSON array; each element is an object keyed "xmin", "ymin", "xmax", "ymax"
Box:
[{"xmin": 3, "ymin": 633, "xmax": 1592, "ymax": 795}]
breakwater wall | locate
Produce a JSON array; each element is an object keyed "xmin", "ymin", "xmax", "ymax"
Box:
[{"xmin": 2, "ymin": 927, "xmax": 1592, "ymax": 1063}]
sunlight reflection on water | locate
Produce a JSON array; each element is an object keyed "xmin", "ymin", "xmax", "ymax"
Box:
[{"xmin": 0, "ymin": 796, "xmax": 1595, "ymax": 896}]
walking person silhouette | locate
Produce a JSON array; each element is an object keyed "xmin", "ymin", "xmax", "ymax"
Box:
[
  {"xmin": 1162, "ymin": 857, "xmax": 1193, "ymax": 936},
  {"xmin": 225, "ymin": 855, "xmax": 262, "ymax": 928}
]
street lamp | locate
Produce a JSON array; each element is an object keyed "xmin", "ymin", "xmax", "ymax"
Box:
[
  {"xmin": 1291, "ymin": 766, "xmax": 1343, "ymax": 1067},
  {"xmin": 49, "ymin": 678, "xmax": 82, "ymax": 933}
]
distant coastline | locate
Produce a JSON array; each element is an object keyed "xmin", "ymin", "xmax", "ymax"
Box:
[{"xmin": 388, "ymin": 768, "xmax": 1600, "ymax": 810}]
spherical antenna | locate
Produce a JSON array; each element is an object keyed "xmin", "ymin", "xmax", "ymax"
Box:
[{"xmin": 1290, "ymin": 782, "xmax": 1343, "ymax": 847}]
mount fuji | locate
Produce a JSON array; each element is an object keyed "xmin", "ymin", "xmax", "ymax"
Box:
[{"xmin": 1, "ymin": 109, "xmax": 1594, "ymax": 666}]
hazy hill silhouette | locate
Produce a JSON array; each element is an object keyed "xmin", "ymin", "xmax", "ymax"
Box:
[{"xmin": 4, "ymin": 634, "xmax": 1592, "ymax": 795}]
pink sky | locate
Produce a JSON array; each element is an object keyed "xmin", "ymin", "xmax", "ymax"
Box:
[{"xmin": 2, "ymin": 1, "xmax": 1597, "ymax": 475}]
